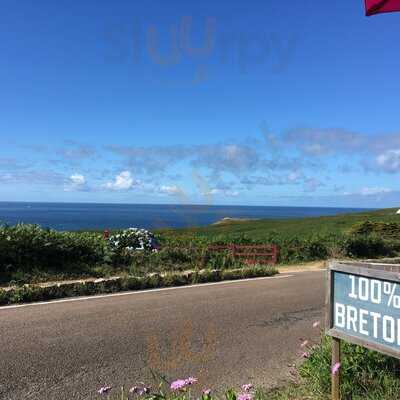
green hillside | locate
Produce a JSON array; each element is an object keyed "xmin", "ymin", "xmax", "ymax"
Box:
[{"xmin": 159, "ymin": 208, "xmax": 400, "ymax": 240}]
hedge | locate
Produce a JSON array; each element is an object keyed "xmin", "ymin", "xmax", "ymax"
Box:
[{"xmin": 0, "ymin": 266, "xmax": 278, "ymax": 306}]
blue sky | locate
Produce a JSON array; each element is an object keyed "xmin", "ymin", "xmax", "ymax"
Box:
[{"xmin": 1, "ymin": 0, "xmax": 400, "ymax": 207}]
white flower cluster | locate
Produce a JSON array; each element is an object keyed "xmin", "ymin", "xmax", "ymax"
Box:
[{"xmin": 109, "ymin": 228, "xmax": 157, "ymax": 253}]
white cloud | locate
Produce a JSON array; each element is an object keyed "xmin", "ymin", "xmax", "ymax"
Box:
[
  {"xmin": 159, "ymin": 185, "xmax": 183, "ymax": 196},
  {"xmin": 287, "ymin": 171, "xmax": 302, "ymax": 183},
  {"xmin": 202, "ymin": 188, "xmax": 240, "ymax": 197},
  {"xmin": 303, "ymin": 178, "xmax": 324, "ymax": 192},
  {"xmin": 302, "ymin": 143, "xmax": 329, "ymax": 156},
  {"xmin": 64, "ymin": 173, "xmax": 86, "ymax": 191},
  {"xmin": 224, "ymin": 144, "xmax": 240, "ymax": 159},
  {"xmin": 70, "ymin": 174, "xmax": 86, "ymax": 185},
  {"xmin": 376, "ymin": 149, "xmax": 400, "ymax": 173},
  {"xmin": 103, "ymin": 171, "xmax": 135, "ymax": 191},
  {"xmin": 344, "ymin": 187, "xmax": 393, "ymax": 196},
  {"xmin": 359, "ymin": 187, "xmax": 393, "ymax": 196}
]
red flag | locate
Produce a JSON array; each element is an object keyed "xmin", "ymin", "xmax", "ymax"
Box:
[{"xmin": 365, "ymin": 0, "xmax": 400, "ymax": 16}]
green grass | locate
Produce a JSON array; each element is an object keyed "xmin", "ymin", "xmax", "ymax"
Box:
[
  {"xmin": 3, "ymin": 208, "xmax": 400, "ymax": 286},
  {"xmin": 268, "ymin": 334, "xmax": 400, "ymax": 400},
  {"xmin": 158, "ymin": 208, "xmax": 400, "ymax": 241}
]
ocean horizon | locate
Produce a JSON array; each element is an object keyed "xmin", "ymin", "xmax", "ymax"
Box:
[{"xmin": 0, "ymin": 201, "xmax": 370, "ymax": 231}]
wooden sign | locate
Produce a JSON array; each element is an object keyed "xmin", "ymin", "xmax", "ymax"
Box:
[{"xmin": 326, "ymin": 260, "xmax": 400, "ymax": 399}]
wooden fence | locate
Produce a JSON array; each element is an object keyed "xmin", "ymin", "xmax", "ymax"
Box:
[{"xmin": 207, "ymin": 244, "xmax": 279, "ymax": 265}]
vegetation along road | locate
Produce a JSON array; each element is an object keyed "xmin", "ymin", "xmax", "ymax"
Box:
[{"xmin": 0, "ymin": 269, "xmax": 324, "ymax": 400}]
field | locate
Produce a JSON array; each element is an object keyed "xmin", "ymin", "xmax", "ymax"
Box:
[
  {"xmin": 2, "ymin": 207, "xmax": 400, "ymax": 286},
  {"xmin": 158, "ymin": 207, "xmax": 399, "ymax": 240}
]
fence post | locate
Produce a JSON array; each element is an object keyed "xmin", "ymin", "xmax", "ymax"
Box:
[{"xmin": 231, "ymin": 244, "xmax": 236, "ymax": 258}]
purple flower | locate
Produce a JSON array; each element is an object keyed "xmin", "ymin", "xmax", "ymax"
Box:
[
  {"xmin": 98, "ymin": 386, "xmax": 112, "ymax": 395},
  {"xmin": 238, "ymin": 393, "xmax": 253, "ymax": 400},
  {"xmin": 203, "ymin": 388, "xmax": 212, "ymax": 396},
  {"xmin": 139, "ymin": 387, "xmax": 150, "ymax": 395},
  {"xmin": 170, "ymin": 377, "xmax": 197, "ymax": 391},
  {"xmin": 170, "ymin": 379, "xmax": 188, "ymax": 391},
  {"xmin": 241, "ymin": 384, "xmax": 253, "ymax": 392},
  {"xmin": 332, "ymin": 362, "xmax": 341, "ymax": 375},
  {"xmin": 185, "ymin": 377, "xmax": 198, "ymax": 385},
  {"xmin": 301, "ymin": 352, "xmax": 310, "ymax": 359},
  {"xmin": 129, "ymin": 386, "xmax": 139, "ymax": 394}
]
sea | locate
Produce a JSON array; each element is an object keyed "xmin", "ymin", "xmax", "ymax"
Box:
[{"xmin": 0, "ymin": 202, "xmax": 368, "ymax": 231}]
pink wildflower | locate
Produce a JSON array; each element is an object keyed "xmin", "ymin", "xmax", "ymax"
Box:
[
  {"xmin": 300, "ymin": 340, "xmax": 309, "ymax": 348},
  {"xmin": 241, "ymin": 384, "xmax": 253, "ymax": 392},
  {"xmin": 238, "ymin": 393, "xmax": 253, "ymax": 400},
  {"xmin": 301, "ymin": 352, "xmax": 310, "ymax": 358},
  {"xmin": 203, "ymin": 388, "xmax": 212, "ymax": 396},
  {"xmin": 170, "ymin": 379, "xmax": 188, "ymax": 391},
  {"xmin": 129, "ymin": 386, "xmax": 139, "ymax": 393},
  {"xmin": 98, "ymin": 386, "xmax": 112, "ymax": 395},
  {"xmin": 139, "ymin": 387, "xmax": 150, "ymax": 395},
  {"xmin": 312, "ymin": 321, "xmax": 320, "ymax": 328},
  {"xmin": 185, "ymin": 377, "xmax": 198, "ymax": 385},
  {"xmin": 332, "ymin": 362, "xmax": 341, "ymax": 375}
]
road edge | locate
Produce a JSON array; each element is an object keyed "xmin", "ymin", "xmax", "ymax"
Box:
[{"xmin": 0, "ymin": 266, "xmax": 278, "ymax": 307}]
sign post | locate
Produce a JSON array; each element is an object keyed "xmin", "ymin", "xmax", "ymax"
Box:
[
  {"xmin": 326, "ymin": 260, "xmax": 400, "ymax": 399},
  {"xmin": 331, "ymin": 337, "xmax": 340, "ymax": 400}
]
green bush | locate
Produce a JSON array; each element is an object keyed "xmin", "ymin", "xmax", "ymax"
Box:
[
  {"xmin": 0, "ymin": 224, "xmax": 109, "ymax": 283},
  {"xmin": 350, "ymin": 221, "xmax": 400, "ymax": 240},
  {"xmin": 4, "ymin": 220, "xmax": 400, "ymax": 289},
  {"xmin": 344, "ymin": 234, "xmax": 396, "ymax": 258}
]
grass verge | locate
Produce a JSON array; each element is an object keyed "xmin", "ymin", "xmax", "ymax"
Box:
[
  {"xmin": 271, "ymin": 333, "xmax": 400, "ymax": 400},
  {"xmin": 0, "ymin": 265, "xmax": 278, "ymax": 306}
]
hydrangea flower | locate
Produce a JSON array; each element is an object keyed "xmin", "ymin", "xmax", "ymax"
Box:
[{"xmin": 108, "ymin": 227, "xmax": 157, "ymax": 253}]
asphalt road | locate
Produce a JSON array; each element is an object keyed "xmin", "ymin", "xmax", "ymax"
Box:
[{"xmin": 0, "ymin": 270, "xmax": 325, "ymax": 400}]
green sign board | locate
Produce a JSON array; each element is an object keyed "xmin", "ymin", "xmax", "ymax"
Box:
[{"xmin": 327, "ymin": 261, "xmax": 400, "ymax": 359}]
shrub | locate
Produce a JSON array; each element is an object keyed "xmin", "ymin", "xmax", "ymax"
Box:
[
  {"xmin": 108, "ymin": 228, "xmax": 158, "ymax": 267},
  {"xmin": 6, "ymin": 220, "xmax": 400, "ymax": 289},
  {"xmin": 0, "ymin": 224, "xmax": 108, "ymax": 283},
  {"xmin": 109, "ymin": 228, "xmax": 157, "ymax": 252},
  {"xmin": 350, "ymin": 221, "xmax": 400, "ymax": 240},
  {"xmin": 270, "ymin": 235, "xmax": 331, "ymax": 264},
  {"xmin": 344, "ymin": 234, "xmax": 395, "ymax": 258},
  {"xmin": 205, "ymin": 250, "xmax": 237, "ymax": 270}
]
